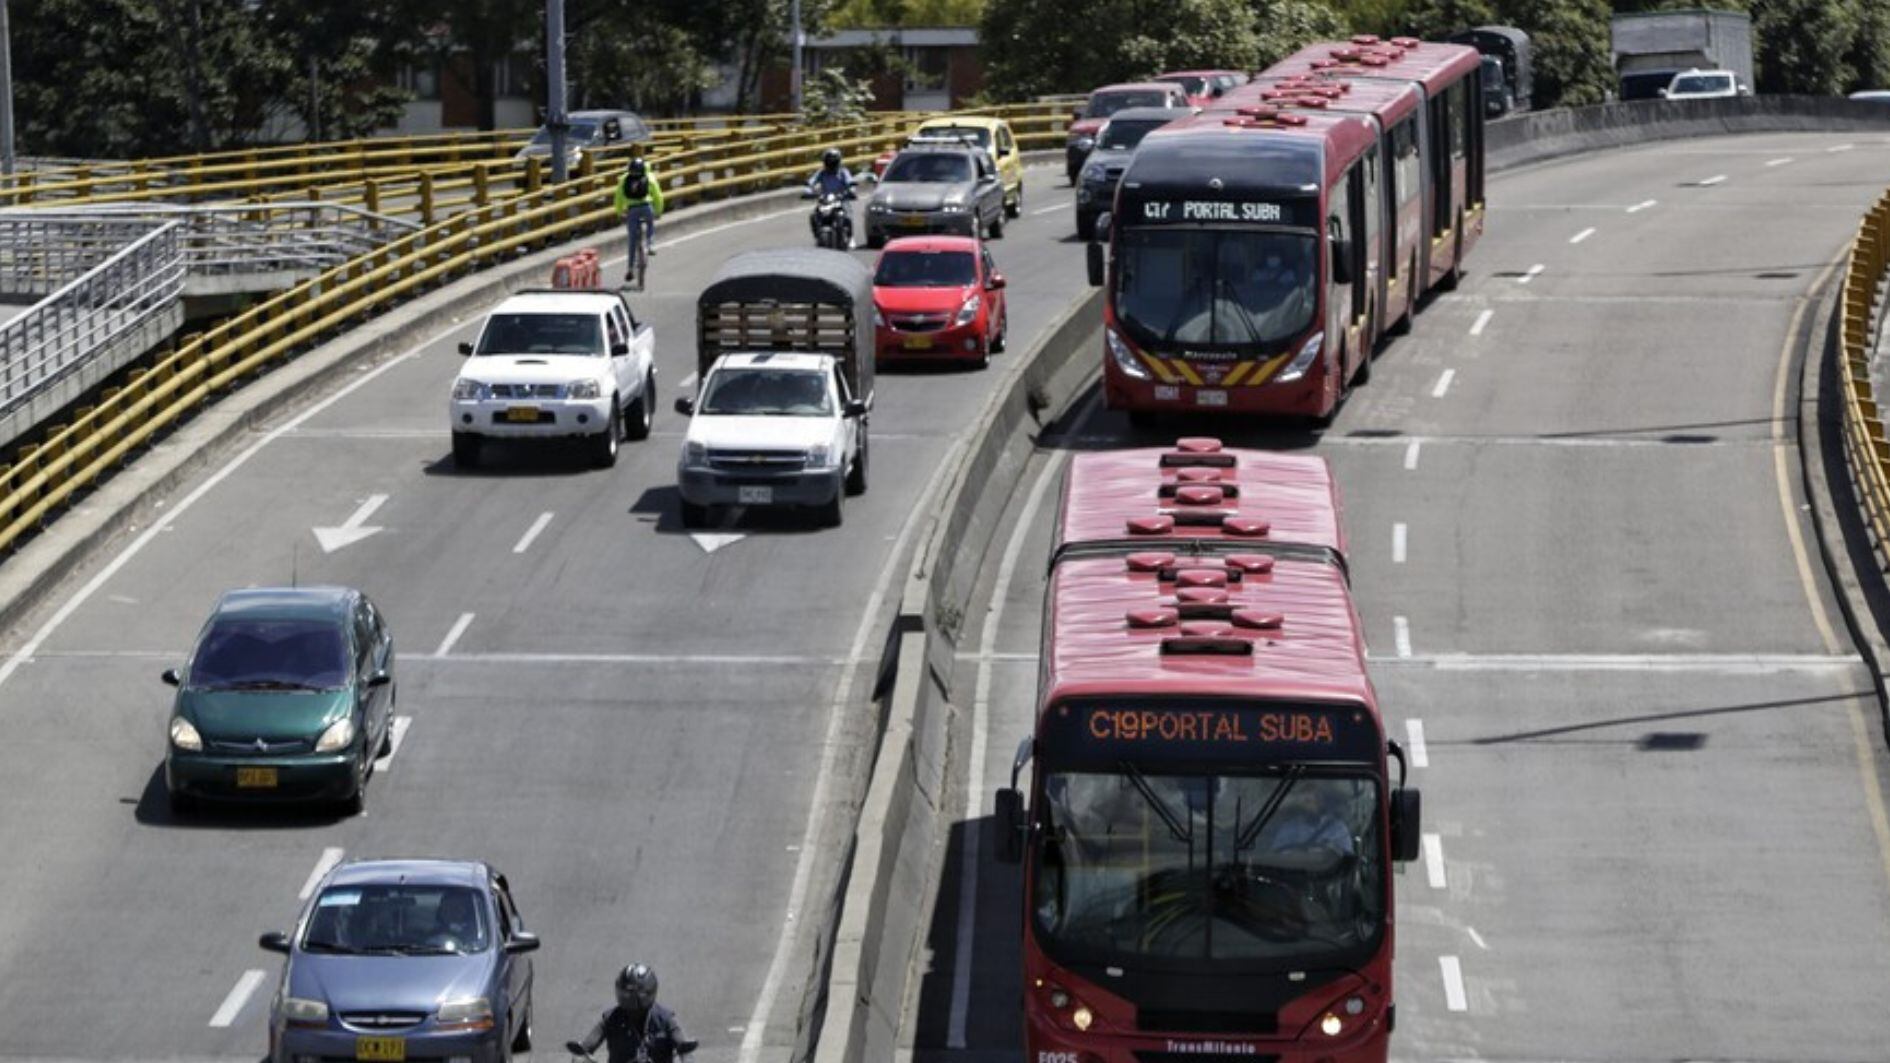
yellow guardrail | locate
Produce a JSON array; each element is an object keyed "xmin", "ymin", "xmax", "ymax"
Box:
[{"xmin": 1839, "ymin": 188, "xmax": 1890, "ymax": 572}]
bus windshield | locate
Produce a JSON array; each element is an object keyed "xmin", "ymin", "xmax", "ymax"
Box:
[
  {"xmin": 1033, "ymin": 770, "xmax": 1384, "ymax": 965},
  {"xmin": 1115, "ymin": 228, "xmax": 1318, "ymax": 349}
]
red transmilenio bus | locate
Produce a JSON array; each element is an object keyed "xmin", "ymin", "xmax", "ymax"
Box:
[
  {"xmin": 995, "ymin": 438, "xmax": 1421, "ymax": 1062},
  {"xmin": 1086, "ymin": 36, "xmax": 1484, "ymax": 425}
]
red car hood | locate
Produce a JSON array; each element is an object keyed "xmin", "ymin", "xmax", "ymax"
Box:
[
  {"xmin": 1071, "ymin": 117, "xmax": 1106, "ymax": 137},
  {"xmin": 876, "ymin": 285, "xmax": 977, "ymax": 315}
]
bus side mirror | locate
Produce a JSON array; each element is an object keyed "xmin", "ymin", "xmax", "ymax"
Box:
[
  {"xmin": 994, "ymin": 787, "xmax": 1026, "ymax": 864},
  {"xmin": 1390, "ymin": 787, "xmax": 1421, "ymax": 862},
  {"xmin": 674, "ymin": 396, "xmax": 695, "ymax": 416},
  {"xmin": 1330, "ymin": 236, "xmax": 1355, "ymax": 286}
]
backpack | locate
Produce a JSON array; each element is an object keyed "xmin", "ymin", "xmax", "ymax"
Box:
[{"xmin": 621, "ymin": 169, "xmax": 650, "ymax": 201}]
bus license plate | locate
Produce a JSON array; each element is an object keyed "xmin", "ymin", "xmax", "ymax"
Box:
[
  {"xmin": 738, "ymin": 486, "xmax": 773, "ymax": 505},
  {"xmin": 1196, "ymin": 389, "xmax": 1228, "ymax": 407},
  {"xmin": 235, "ymin": 767, "xmax": 277, "ymax": 789},
  {"xmin": 505, "ymin": 406, "xmax": 540, "ymax": 423},
  {"xmin": 355, "ymin": 1036, "xmax": 405, "ymax": 1061}
]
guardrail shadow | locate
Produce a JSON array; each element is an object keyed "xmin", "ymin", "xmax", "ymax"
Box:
[
  {"xmin": 1037, "ymin": 376, "xmax": 1328, "ymax": 453},
  {"xmin": 909, "ymin": 812, "xmax": 1024, "ymax": 1059}
]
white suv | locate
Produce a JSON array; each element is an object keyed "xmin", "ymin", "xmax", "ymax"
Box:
[
  {"xmin": 450, "ymin": 290, "xmax": 656, "ymax": 468},
  {"xmin": 1662, "ymin": 69, "xmax": 1747, "ymax": 101}
]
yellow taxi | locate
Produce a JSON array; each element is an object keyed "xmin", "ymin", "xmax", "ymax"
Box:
[{"xmin": 872, "ymin": 116, "xmax": 1026, "ymax": 218}]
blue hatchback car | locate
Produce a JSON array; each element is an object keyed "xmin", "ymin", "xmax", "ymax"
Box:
[{"xmin": 260, "ymin": 859, "xmax": 538, "ymax": 1063}]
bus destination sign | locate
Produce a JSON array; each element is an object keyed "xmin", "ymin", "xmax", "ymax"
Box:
[
  {"xmin": 1127, "ymin": 196, "xmax": 1320, "ymax": 229},
  {"xmin": 1043, "ymin": 698, "xmax": 1380, "ymax": 765}
]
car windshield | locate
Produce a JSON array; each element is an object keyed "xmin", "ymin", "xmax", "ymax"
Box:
[
  {"xmin": 527, "ymin": 120, "xmax": 600, "ymax": 147},
  {"xmin": 918, "ymin": 125, "xmax": 990, "ymax": 148},
  {"xmin": 1162, "ymin": 75, "xmax": 1208, "ymax": 97},
  {"xmin": 875, "ymin": 250, "xmax": 977, "ymax": 288},
  {"xmin": 1098, "ymin": 120, "xmax": 1165, "ymax": 151},
  {"xmin": 188, "ymin": 618, "xmax": 348, "ymax": 691},
  {"xmin": 700, "ymin": 368, "xmax": 833, "ymax": 416},
  {"xmin": 474, "ymin": 312, "xmax": 604, "ymax": 356},
  {"xmin": 1033, "ymin": 770, "xmax": 1384, "ymax": 964},
  {"xmin": 884, "ymin": 153, "xmax": 972, "ymax": 184},
  {"xmin": 1116, "ymin": 228, "xmax": 1318, "ymax": 348},
  {"xmin": 303, "ymin": 884, "xmax": 491, "ymax": 955},
  {"xmin": 1672, "ymin": 74, "xmax": 1731, "ymax": 94},
  {"xmin": 1089, "ymin": 91, "xmax": 1168, "ymax": 118}
]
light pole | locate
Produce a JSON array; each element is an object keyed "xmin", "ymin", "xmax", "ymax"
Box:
[
  {"xmin": 2, "ymin": 0, "xmax": 18, "ymax": 176},
  {"xmin": 547, "ymin": 0, "xmax": 569, "ymax": 182},
  {"xmin": 790, "ymin": 0, "xmax": 804, "ymax": 115}
]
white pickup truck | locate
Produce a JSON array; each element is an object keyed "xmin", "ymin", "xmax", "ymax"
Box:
[
  {"xmin": 449, "ymin": 289, "xmax": 656, "ymax": 468},
  {"xmin": 675, "ymin": 250, "xmax": 875, "ymax": 527}
]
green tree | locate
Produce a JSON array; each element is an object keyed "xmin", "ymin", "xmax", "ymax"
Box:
[
  {"xmin": 1848, "ymin": 0, "xmax": 1890, "ymax": 91},
  {"xmin": 566, "ymin": 0, "xmax": 721, "ymax": 115},
  {"xmin": 1501, "ymin": 0, "xmax": 1611, "ymax": 107},
  {"xmin": 256, "ymin": 0, "xmax": 417, "ymax": 141},
  {"xmin": 1398, "ymin": 0, "xmax": 1493, "ymax": 41},
  {"xmin": 801, "ymin": 65, "xmax": 878, "ymax": 123},
  {"xmin": 1751, "ymin": 0, "xmax": 1860, "ymax": 95},
  {"xmin": 1253, "ymin": 0, "xmax": 1351, "ymax": 68},
  {"xmin": 409, "ymin": 0, "xmax": 539, "ymax": 131},
  {"xmin": 981, "ymin": 0, "xmax": 1287, "ymax": 101}
]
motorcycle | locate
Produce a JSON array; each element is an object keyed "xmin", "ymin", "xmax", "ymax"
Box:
[
  {"xmin": 802, "ymin": 189, "xmax": 854, "ymax": 250},
  {"xmin": 567, "ymin": 1037, "xmax": 700, "ymax": 1062}
]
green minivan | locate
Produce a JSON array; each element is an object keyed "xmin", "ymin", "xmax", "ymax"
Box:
[{"xmin": 163, "ymin": 587, "xmax": 396, "ymax": 816}]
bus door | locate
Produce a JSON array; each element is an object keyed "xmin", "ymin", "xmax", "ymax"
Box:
[
  {"xmin": 1327, "ymin": 167, "xmax": 1368, "ymax": 382},
  {"xmin": 1426, "ymin": 85, "xmax": 1454, "ymax": 286},
  {"xmin": 1389, "ymin": 116, "xmax": 1423, "ymax": 324},
  {"xmin": 1359, "ymin": 132, "xmax": 1384, "ymax": 355}
]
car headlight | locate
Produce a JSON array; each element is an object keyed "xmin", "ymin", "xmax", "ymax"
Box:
[
  {"xmin": 1082, "ymin": 162, "xmax": 1105, "ymax": 182},
  {"xmin": 451, "ymin": 378, "xmax": 489, "ymax": 401},
  {"xmin": 940, "ymin": 203, "xmax": 964, "ymax": 214},
  {"xmin": 169, "ymin": 717, "xmax": 202, "ymax": 752},
  {"xmin": 1071, "ymin": 136, "xmax": 1095, "ymax": 151},
  {"xmin": 282, "ymin": 996, "xmax": 329, "ymax": 1027},
  {"xmin": 955, "ymin": 294, "xmax": 981, "ymax": 326},
  {"xmin": 567, "ymin": 379, "xmax": 601, "ymax": 400},
  {"xmin": 436, "ymin": 996, "xmax": 494, "ymax": 1032},
  {"xmin": 868, "ymin": 202, "xmax": 890, "ymax": 214},
  {"xmin": 806, "ymin": 443, "xmax": 836, "ymax": 469},
  {"xmin": 1107, "ymin": 327, "xmax": 1149, "ymax": 381},
  {"xmin": 1273, "ymin": 331, "xmax": 1325, "ymax": 384},
  {"xmin": 684, "ymin": 440, "xmax": 708, "ymax": 465},
  {"xmin": 313, "ymin": 717, "xmax": 356, "ymax": 754}
]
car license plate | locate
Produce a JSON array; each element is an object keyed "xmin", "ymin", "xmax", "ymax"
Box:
[
  {"xmin": 355, "ymin": 1036, "xmax": 405, "ymax": 1061},
  {"xmin": 1196, "ymin": 389, "xmax": 1228, "ymax": 407},
  {"xmin": 235, "ymin": 767, "xmax": 277, "ymax": 789},
  {"xmin": 899, "ymin": 215, "xmax": 926, "ymax": 228},
  {"xmin": 903, "ymin": 335, "xmax": 933, "ymax": 350},
  {"xmin": 505, "ymin": 406, "xmax": 540, "ymax": 423},
  {"xmin": 738, "ymin": 486, "xmax": 773, "ymax": 505}
]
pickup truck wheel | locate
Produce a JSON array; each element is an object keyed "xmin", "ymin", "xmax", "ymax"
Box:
[
  {"xmin": 624, "ymin": 374, "xmax": 653, "ymax": 441},
  {"xmin": 589, "ymin": 400, "xmax": 621, "ymax": 468},
  {"xmin": 679, "ymin": 501, "xmax": 710, "ymax": 528},
  {"xmin": 817, "ymin": 490, "xmax": 844, "ymax": 528},
  {"xmin": 845, "ymin": 431, "xmax": 868, "ymax": 496},
  {"xmin": 451, "ymin": 431, "xmax": 480, "ymax": 469}
]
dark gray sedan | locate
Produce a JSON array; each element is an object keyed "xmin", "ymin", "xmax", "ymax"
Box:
[
  {"xmin": 864, "ymin": 144, "xmax": 1007, "ymax": 248},
  {"xmin": 261, "ymin": 859, "xmax": 539, "ymax": 1063},
  {"xmin": 1075, "ymin": 106, "xmax": 1190, "ymax": 241}
]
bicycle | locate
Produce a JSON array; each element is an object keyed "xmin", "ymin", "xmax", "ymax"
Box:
[{"xmin": 622, "ymin": 205, "xmax": 655, "ymax": 292}]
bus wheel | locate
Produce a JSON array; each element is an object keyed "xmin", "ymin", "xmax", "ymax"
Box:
[{"xmin": 1439, "ymin": 215, "xmax": 1465, "ymax": 291}]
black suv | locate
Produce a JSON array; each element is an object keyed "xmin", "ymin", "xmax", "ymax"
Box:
[{"xmin": 1075, "ymin": 106, "xmax": 1190, "ymax": 241}]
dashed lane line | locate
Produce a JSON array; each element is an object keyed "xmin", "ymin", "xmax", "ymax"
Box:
[
  {"xmin": 1439, "ymin": 955, "xmax": 1469, "ymax": 1012},
  {"xmin": 1518, "ymin": 263, "xmax": 1545, "ymax": 284},
  {"xmin": 1431, "ymin": 369, "xmax": 1455, "ymax": 398},
  {"xmin": 378, "ymin": 716, "xmax": 413, "ymax": 770},
  {"xmin": 1403, "ymin": 441, "xmax": 1421, "ymax": 470},
  {"xmin": 1392, "ymin": 523, "xmax": 1408, "ymax": 564},
  {"xmin": 298, "ymin": 847, "xmax": 345, "ymax": 900},
  {"xmin": 1469, "ymin": 309, "xmax": 1493, "ymax": 336},
  {"xmin": 1627, "ymin": 199, "xmax": 1658, "ymax": 213},
  {"xmin": 1766, "ymin": 157, "xmax": 1795, "ymax": 167},
  {"xmin": 208, "ymin": 970, "xmax": 267, "ymax": 1028},
  {"xmin": 1404, "ymin": 719, "xmax": 1429, "ymax": 768},
  {"xmin": 1569, "ymin": 227, "xmax": 1596, "ymax": 244},
  {"xmin": 1423, "ymin": 833, "xmax": 1446, "ymax": 889},
  {"xmin": 1393, "ymin": 616, "xmax": 1412, "ymax": 658},
  {"xmin": 512, "ymin": 512, "xmax": 554, "ymax": 554},
  {"xmin": 1695, "ymin": 174, "xmax": 1728, "ymax": 187},
  {"xmin": 433, "ymin": 613, "xmax": 474, "ymax": 657}
]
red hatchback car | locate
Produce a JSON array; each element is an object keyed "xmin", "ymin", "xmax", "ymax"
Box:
[{"xmin": 873, "ymin": 236, "xmax": 1008, "ymax": 367}]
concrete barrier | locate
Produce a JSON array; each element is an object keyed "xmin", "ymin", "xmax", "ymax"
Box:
[{"xmin": 805, "ymin": 92, "xmax": 1890, "ymax": 1063}]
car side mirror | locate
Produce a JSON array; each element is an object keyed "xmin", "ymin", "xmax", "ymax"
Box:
[
  {"xmin": 1331, "ymin": 236, "xmax": 1355, "ymax": 286},
  {"xmin": 674, "ymin": 396, "xmax": 695, "ymax": 416},
  {"xmin": 845, "ymin": 399, "xmax": 869, "ymax": 418},
  {"xmin": 1390, "ymin": 787, "xmax": 1422, "ymax": 862},
  {"xmin": 457, "ymin": 342, "xmax": 474, "ymax": 356},
  {"xmin": 611, "ymin": 341, "xmax": 630, "ymax": 357},
  {"xmin": 988, "ymin": 273, "xmax": 1007, "ymax": 290},
  {"xmin": 1657, "ymin": 88, "xmax": 1669, "ymax": 98},
  {"xmin": 366, "ymin": 671, "xmax": 392, "ymax": 689},
  {"xmin": 504, "ymin": 931, "xmax": 541, "ymax": 955},
  {"xmin": 259, "ymin": 931, "xmax": 293, "ymax": 954},
  {"xmin": 161, "ymin": 668, "xmax": 182, "ymax": 687},
  {"xmin": 994, "ymin": 787, "xmax": 1026, "ymax": 864}
]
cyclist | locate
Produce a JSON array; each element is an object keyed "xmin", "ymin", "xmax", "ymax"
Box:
[{"xmin": 614, "ymin": 151, "xmax": 666, "ymax": 278}]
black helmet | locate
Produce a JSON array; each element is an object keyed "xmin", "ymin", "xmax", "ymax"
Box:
[
  {"xmin": 615, "ymin": 963, "xmax": 658, "ymax": 1012},
  {"xmin": 627, "ymin": 158, "xmax": 647, "ymax": 176},
  {"xmin": 821, "ymin": 148, "xmax": 842, "ymax": 171}
]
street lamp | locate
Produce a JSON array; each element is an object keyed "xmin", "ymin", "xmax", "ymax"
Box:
[{"xmin": 547, "ymin": 0, "xmax": 568, "ymax": 182}]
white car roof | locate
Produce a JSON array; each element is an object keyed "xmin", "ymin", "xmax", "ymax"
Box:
[
  {"xmin": 489, "ymin": 291, "xmax": 621, "ymax": 315},
  {"xmin": 713, "ymin": 352, "xmax": 834, "ymax": 373}
]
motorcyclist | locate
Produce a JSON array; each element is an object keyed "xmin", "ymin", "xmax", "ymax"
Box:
[
  {"xmin": 804, "ymin": 148, "xmax": 856, "ymax": 247},
  {"xmin": 569, "ymin": 963, "xmax": 694, "ymax": 1063}
]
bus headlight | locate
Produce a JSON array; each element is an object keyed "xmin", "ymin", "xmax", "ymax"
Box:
[
  {"xmin": 1273, "ymin": 331, "xmax": 1325, "ymax": 384},
  {"xmin": 1320, "ymin": 1013, "xmax": 1344, "ymax": 1036},
  {"xmin": 1106, "ymin": 328, "xmax": 1149, "ymax": 381},
  {"xmin": 1072, "ymin": 1005, "xmax": 1094, "ymax": 1031}
]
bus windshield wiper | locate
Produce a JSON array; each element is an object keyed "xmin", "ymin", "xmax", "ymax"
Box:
[
  {"xmin": 1117, "ymin": 760, "xmax": 1192, "ymax": 844},
  {"xmin": 1233, "ymin": 765, "xmax": 1305, "ymax": 855}
]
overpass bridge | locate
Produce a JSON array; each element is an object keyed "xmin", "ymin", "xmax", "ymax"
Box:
[{"xmin": 0, "ymin": 97, "xmax": 1883, "ymax": 1063}]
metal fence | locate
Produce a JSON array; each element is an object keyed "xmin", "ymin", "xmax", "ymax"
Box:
[
  {"xmin": 1838, "ymin": 189, "xmax": 1890, "ymax": 572},
  {"xmin": 0, "ymin": 222, "xmax": 184, "ymax": 415}
]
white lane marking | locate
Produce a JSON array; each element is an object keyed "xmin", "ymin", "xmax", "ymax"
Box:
[
  {"xmin": 1393, "ymin": 616, "xmax": 1412, "ymax": 659},
  {"xmin": 419, "ymin": 651, "xmax": 847, "ymax": 666},
  {"xmin": 1627, "ymin": 199, "xmax": 1657, "ymax": 213},
  {"xmin": 1392, "ymin": 523, "xmax": 1407, "ymax": 564},
  {"xmin": 1405, "ymin": 719, "xmax": 1429, "ymax": 768},
  {"xmin": 511, "ymin": 512, "xmax": 554, "ymax": 554},
  {"xmin": 598, "ymin": 205, "xmax": 805, "ymax": 272},
  {"xmin": 741, "ymin": 433, "xmax": 964, "ymax": 1063},
  {"xmin": 434, "ymin": 613, "xmax": 475, "ymax": 657},
  {"xmin": 1468, "ymin": 309, "xmax": 1493, "ymax": 336},
  {"xmin": 1402, "ymin": 441, "xmax": 1421, "ymax": 470},
  {"xmin": 379, "ymin": 716, "xmax": 413, "ymax": 768},
  {"xmin": 311, "ymin": 493, "xmax": 388, "ymax": 553},
  {"xmin": 1766, "ymin": 157, "xmax": 1794, "ymax": 167},
  {"xmin": 1031, "ymin": 203, "xmax": 1067, "ymax": 216},
  {"xmin": 949, "ymin": 448, "xmax": 1071, "ymax": 1050},
  {"xmin": 1828, "ymin": 143, "xmax": 1855, "ymax": 153},
  {"xmin": 1380, "ymin": 652, "xmax": 1861, "ymax": 673},
  {"xmin": 1440, "ymin": 956, "xmax": 1469, "ymax": 1012},
  {"xmin": 299, "ymin": 847, "xmax": 346, "ymax": 900},
  {"xmin": 1696, "ymin": 174, "xmax": 1727, "ymax": 187},
  {"xmin": 1430, "ymin": 369, "xmax": 1455, "ymax": 398},
  {"xmin": 1517, "ymin": 263, "xmax": 1545, "ymax": 284},
  {"xmin": 1569, "ymin": 227, "xmax": 1596, "ymax": 244},
  {"xmin": 1467, "ymin": 926, "xmax": 1490, "ymax": 951},
  {"xmin": 0, "ymin": 321, "xmax": 465, "ymax": 697},
  {"xmin": 1423, "ymin": 833, "xmax": 1446, "ymax": 889},
  {"xmin": 209, "ymin": 969, "xmax": 268, "ymax": 1027}
]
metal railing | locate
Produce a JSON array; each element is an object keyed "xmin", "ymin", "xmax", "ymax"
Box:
[
  {"xmin": 1838, "ymin": 188, "xmax": 1890, "ymax": 572},
  {"xmin": 0, "ymin": 223, "xmax": 184, "ymax": 415}
]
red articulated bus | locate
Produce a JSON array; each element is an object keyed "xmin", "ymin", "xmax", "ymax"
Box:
[
  {"xmin": 1086, "ymin": 35, "xmax": 1484, "ymax": 426},
  {"xmin": 995, "ymin": 437, "xmax": 1422, "ymax": 1062}
]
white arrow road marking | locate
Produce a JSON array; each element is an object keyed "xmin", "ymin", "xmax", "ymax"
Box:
[
  {"xmin": 690, "ymin": 533, "xmax": 747, "ymax": 554},
  {"xmin": 312, "ymin": 494, "xmax": 387, "ymax": 553}
]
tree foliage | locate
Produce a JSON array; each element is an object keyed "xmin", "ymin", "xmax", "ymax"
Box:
[
  {"xmin": 1398, "ymin": 0, "xmax": 1493, "ymax": 42},
  {"xmin": 1254, "ymin": 0, "xmax": 1352, "ymax": 68},
  {"xmin": 801, "ymin": 66, "xmax": 878, "ymax": 124},
  {"xmin": 1501, "ymin": 0, "xmax": 1612, "ymax": 107},
  {"xmin": 1751, "ymin": 0, "xmax": 1860, "ymax": 95}
]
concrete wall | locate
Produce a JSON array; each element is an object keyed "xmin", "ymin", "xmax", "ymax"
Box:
[{"xmin": 1488, "ymin": 95, "xmax": 1890, "ymax": 172}]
